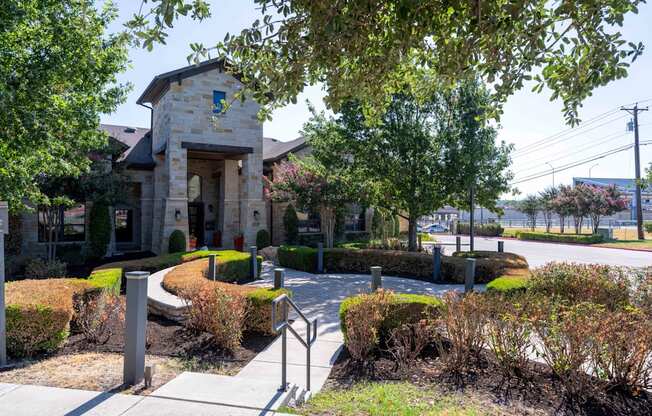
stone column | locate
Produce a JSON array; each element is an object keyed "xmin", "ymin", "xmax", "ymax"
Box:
[
  {"xmin": 162, "ymin": 147, "xmax": 189, "ymax": 253},
  {"xmin": 239, "ymin": 154, "xmax": 266, "ymax": 247},
  {"xmin": 221, "ymin": 159, "xmax": 240, "ymax": 248}
]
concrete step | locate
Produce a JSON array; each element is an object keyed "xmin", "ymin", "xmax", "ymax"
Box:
[{"xmin": 150, "ymin": 372, "xmax": 300, "ymax": 412}]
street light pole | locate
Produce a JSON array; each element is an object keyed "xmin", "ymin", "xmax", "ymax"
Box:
[
  {"xmin": 545, "ymin": 162, "xmax": 555, "ymax": 187},
  {"xmin": 621, "ymin": 103, "xmax": 649, "ymax": 240},
  {"xmin": 589, "ymin": 163, "xmax": 599, "ymax": 178}
]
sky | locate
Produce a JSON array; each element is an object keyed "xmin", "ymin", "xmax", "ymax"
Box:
[{"xmin": 102, "ymin": 1, "xmax": 652, "ymax": 198}]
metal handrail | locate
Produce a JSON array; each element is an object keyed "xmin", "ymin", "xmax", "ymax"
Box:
[{"xmin": 271, "ymin": 294, "xmax": 318, "ymax": 392}]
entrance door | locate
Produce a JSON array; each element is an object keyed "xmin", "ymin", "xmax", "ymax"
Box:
[{"xmin": 188, "ymin": 203, "xmax": 205, "ymax": 245}]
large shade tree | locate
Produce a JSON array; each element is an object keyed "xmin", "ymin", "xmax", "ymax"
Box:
[
  {"xmin": 0, "ymin": 0, "xmax": 129, "ymax": 210},
  {"xmin": 307, "ymin": 81, "xmax": 512, "ymax": 251},
  {"xmin": 128, "ymin": 0, "xmax": 644, "ymax": 124}
]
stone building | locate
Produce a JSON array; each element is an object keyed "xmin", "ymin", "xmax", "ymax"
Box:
[{"xmin": 16, "ymin": 59, "xmax": 372, "ymax": 258}]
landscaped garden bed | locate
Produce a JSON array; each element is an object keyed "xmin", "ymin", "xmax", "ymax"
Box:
[
  {"xmin": 288, "ymin": 262, "xmax": 652, "ymax": 416},
  {"xmin": 278, "ymin": 245, "xmax": 529, "ymax": 284}
]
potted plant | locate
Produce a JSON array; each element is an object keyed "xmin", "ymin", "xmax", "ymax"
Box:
[
  {"xmin": 233, "ymin": 233, "xmax": 244, "ymax": 251},
  {"xmin": 189, "ymin": 234, "xmax": 198, "ymax": 250}
]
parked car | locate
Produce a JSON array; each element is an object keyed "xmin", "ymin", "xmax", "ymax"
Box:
[{"xmin": 426, "ymin": 224, "xmax": 448, "ymax": 233}]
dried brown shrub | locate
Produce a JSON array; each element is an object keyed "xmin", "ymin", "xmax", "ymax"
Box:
[
  {"xmin": 74, "ymin": 290, "xmax": 124, "ymax": 344},
  {"xmin": 387, "ymin": 320, "xmax": 434, "ymax": 377},
  {"xmin": 435, "ymin": 292, "xmax": 488, "ymax": 372},
  {"xmin": 344, "ymin": 290, "xmax": 392, "ymax": 363}
]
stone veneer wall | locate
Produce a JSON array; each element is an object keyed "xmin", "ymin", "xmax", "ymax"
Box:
[{"xmin": 150, "ymin": 68, "xmax": 266, "ymax": 253}]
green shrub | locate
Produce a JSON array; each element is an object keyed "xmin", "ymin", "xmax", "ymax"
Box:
[
  {"xmin": 87, "ymin": 268, "xmax": 122, "ymax": 295},
  {"xmin": 516, "ymin": 231, "xmax": 604, "ymax": 244},
  {"xmin": 457, "ymin": 223, "xmax": 504, "ymax": 237},
  {"xmin": 528, "ymin": 262, "xmax": 630, "ymax": 310},
  {"xmin": 486, "ymin": 275, "xmax": 530, "ymax": 294},
  {"xmin": 297, "ymin": 233, "xmax": 324, "ymax": 247},
  {"xmin": 278, "ymin": 246, "xmax": 317, "ymax": 273},
  {"xmin": 256, "ymin": 229, "xmax": 271, "ymax": 249},
  {"xmin": 245, "ymin": 287, "xmax": 292, "ymax": 334},
  {"xmin": 24, "ymin": 258, "xmax": 67, "ymax": 279},
  {"xmin": 168, "ymin": 230, "xmax": 187, "ymax": 253},
  {"xmin": 283, "ymin": 204, "xmax": 299, "ymax": 244},
  {"xmin": 645, "ymin": 222, "xmax": 652, "ymax": 234},
  {"xmin": 340, "ymin": 291, "xmax": 442, "ymax": 340},
  {"xmin": 88, "ymin": 202, "xmax": 111, "ymax": 259}
]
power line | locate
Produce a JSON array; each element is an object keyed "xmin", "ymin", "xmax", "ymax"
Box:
[{"xmin": 510, "ymin": 140, "xmax": 652, "ymax": 185}]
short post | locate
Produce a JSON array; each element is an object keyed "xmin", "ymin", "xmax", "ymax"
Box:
[
  {"xmin": 455, "ymin": 235, "xmax": 462, "ymax": 252},
  {"xmin": 0, "ymin": 218, "xmax": 6, "ymax": 367},
  {"xmin": 208, "ymin": 254, "xmax": 216, "ymax": 281},
  {"xmin": 250, "ymin": 246, "xmax": 258, "ymax": 280},
  {"xmin": 317, "ymin": 242, "xmax": 324, "ymax": 274},
  {"xmin": 274, "ymin": 268, "xmax": 285, "ymax": 290},
  {"xmin": 432, "ymin": 246, "xmax": 441, "ymax": 283},
  {"xmin": 497, "ymin": 241, "xmax": 504, "ymax": 253},
  {"xmin": 464, "ymin": 259, "xmax": 476, "ymax": 293},
  {"xmin": 123, "ymin": 271, "xmax": 149, "ymax": 386},
  {"xmin": 370, "ymin": 266, "xmax": 382, "ymax": 292}
]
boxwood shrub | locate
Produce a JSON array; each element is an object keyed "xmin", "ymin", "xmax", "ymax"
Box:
[
  {"xmin": 168, "ymin": 229, "xmax": 187, "ymax": 253},
  {"xmin": 486, "ymin": 275, "xmax": 530, "ymax": 295},
  {"xmin": 516, "ymin": 231, "xmax": 604, "ymax": 244},
  {"xmin": 457, "ymin": 223, "xmax": 504, "ymax": 237}
]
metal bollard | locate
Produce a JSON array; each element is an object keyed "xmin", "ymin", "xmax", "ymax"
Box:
[
  {"xmin": 274, "ymin": 268, "xmax": 285, "ymax": 290},
  {"xmin": 464, "ymin": 259, "xmax": 476, "ymax": 293},
  {"xmin": 124, "ymin": 271, "xmax": 149, "ymax": 386},
  {"xmin": 370, "ymin": 266, "xmax": 382, "ymax": 291},
  {"xmin": 317, "ymin": 242, "xmax": 324, "ymax": 274},
  {"xmin": 0, "ymin": 219, "xmax": 5, "ymax": 367},
  {"xmin": 250, "ymin": 246, "xmax": 258, "ymax": 280},
  {"xmin": 456, "ymin": 236, "xmax": 461, "ymax": 252},
  {"xmin": 432, "ymin": 246, "xmax": 441, "ymax": 283},
  {"xmin": 497, "ymin": 241, "xmax": 504, "ymax": 253},
  {"xmin": 208, "ymin": 254, "xmax": 216, "ymax": 281}
]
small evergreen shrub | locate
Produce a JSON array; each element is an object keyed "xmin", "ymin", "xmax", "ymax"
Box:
[
  {"xmin": 486, "ymin": 275, "xmax": 530, "ymax": 294},
  {"xmin": 283, "ymin": 204, "xmax": 299, "ymax": 244},
  {"xmin": 256, "ymin": 229, "xmax": 271, "ymax": 249},
  {"xmin": 88, "ymin": 202, "xmax": 111, "ymax": 259},
  {"xmin": 168, "ymin": 230, "xmax": 187, "ymax": 253},
  {"xmin": 25, "ymin": 258, "xmax": 67, "ymax": 279},
  {"xmin": 517, "ymin": 231, "xmax": 604, "ymax": 244}
]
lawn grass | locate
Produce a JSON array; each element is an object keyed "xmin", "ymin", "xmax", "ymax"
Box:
[
  {"xmin": 593, "ymin": 239, "xmax": 652, "ymax": 251},
  {"xmin": 284, "ymin": 382, "xmax": 507, "ymax": 416}
]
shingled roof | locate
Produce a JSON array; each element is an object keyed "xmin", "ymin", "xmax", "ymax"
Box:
[
  {"xmin": 100, "ymin": 124, "xmax": 154, "ymax": 169},
  {"xmin": 263, "ymin": 136, "xmax": 307, "ymax": 162}
]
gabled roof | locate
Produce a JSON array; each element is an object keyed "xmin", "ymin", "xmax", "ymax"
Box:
[
  {"xmin": 100, "ymin": 124, "xmax": 154, "ymax": 169},
  {"xmin": 137, "ymin": 58, "xmax": 232, "ymax": 105},
  {"xmin": 263, "ymin": 136, "xmax": 308, "ymax": 163}
]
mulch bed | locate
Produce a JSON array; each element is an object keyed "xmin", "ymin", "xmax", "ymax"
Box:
[
  {"xmin": 0, "ymin": 297, "xmax": 274, "ymax": 395},
  {"xmin": 326, "ymin": 346, "xmax": 652, "ymax": 416}
]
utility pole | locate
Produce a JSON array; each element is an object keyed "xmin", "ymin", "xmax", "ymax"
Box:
[{"xmin": 621, "ymin": 103, "xmax": 648, "ymax": 240}]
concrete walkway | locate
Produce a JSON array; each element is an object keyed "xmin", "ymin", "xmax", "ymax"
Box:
[{"xmin": 0, "ymin": 262, "xmax": 471, "ymax": 415}]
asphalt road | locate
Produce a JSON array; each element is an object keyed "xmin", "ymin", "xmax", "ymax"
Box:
[{"xmin": 434, "ymin": 235, "xmax": 652, "ymax": 268}]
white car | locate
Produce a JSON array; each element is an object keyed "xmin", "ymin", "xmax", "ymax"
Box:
[{"xmin": 426, "ymin": 224, "xmax": 448, "ymax": 233}]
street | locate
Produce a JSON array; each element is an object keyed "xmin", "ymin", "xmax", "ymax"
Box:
[{"xmin": 434, "ymin": 235, "xmax": 652, "ymax": 268}]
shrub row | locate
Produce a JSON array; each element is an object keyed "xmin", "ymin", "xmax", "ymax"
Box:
[
  {"xmin": 162, "ymin": 259, "xmax": 290, "ymax": 336},
  {"xmin": 645, "ymin": 222, "xmax": 652, "ymax": 233},
  {"xmin": 516, "ymin": 231, "xmax": 604, "ymax": 244},
  {"xmin": 278, "ymin": 246, "xmax": 528, "ymax": 284},
  {"xmin": 456, "ymin": 223, "xmax": 504, "ymax": 237}
]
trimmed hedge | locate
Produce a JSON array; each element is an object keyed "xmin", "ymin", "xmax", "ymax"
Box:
[
  {"xmin": 516, "ymin": 231, "xmax": 604, "ymax": 244},
  {"xmin": 6, "ymin": 278, "xmax": 92, "ymax": 357},
  {"xmin": 486, "ymin": 275, "xmax": 530, "ymax": 294},
  {"xmin": 278, "ymin": 246, "xmax": 529, "ymax": 284},
  {"xmin": 457, "ymin": 223, "xmax": 504, "ymax": 237},
  {"xmin": 339, "ymin": 291, "xmax": 442, "ymax": 340},
  {"xmin": 161, "ymin": 258, "xmax": 290, "ymax": 335}
]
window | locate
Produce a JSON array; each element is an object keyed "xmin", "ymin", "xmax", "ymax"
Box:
[
  {"xmin": 297, "ymin": 210, "xmax": 321, "ymax": 233},
  {"xmin": 213, "ymin": 90, "xmax": 226, "ymax": 114},
  {"xmin": 188, "ymin": 173, "xmax": 202, "ymax": 202},
  {"xmin": 38, "ymin": 204, "xmax": 86, "ymax": 242},
  {"xmin": 115, "ymin": 209, "xmax": 134, "ymax": 243},
  {"xmin": 345, "ymin": 205, "xmax": 366, "ymax": 232}
]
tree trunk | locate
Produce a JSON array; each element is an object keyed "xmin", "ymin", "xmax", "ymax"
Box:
[
  {"xmin": 592, "ymin": 215, "xmax": 600, "ymax": 234},
  {"xmin": 107, "ymin": 205, "xmax": 116, "ymax": 257},
  {"xmin": 408, "ymin": 216, "xmax": 418, "ymax": 252},
  {"xmin": 559, "ymin": 215, "xmax": 565, "ymax": 233},
  {"xmin": 321, "ymin": 206, "xmax": 336, "ymax": 248}
]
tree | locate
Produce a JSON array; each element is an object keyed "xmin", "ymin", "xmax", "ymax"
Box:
[
  {"xmin": 282, "ymin": 204, "xmax": 299, "ymax": 244},
  {"xmin": 585, "ymin": 185, "xmax": 628, "ymax": 233},
  {"xmin": 266, "ymin": 158, "xmax": 354, "ymax": 248},
  {"xmin": 129, "ymin": 0, "xmax": 644, "ymax": 125},
  {"xmin": 553, "ymin": 185, "xmax": 576, "ymax": 234},
  {"xmin": 0, "ymin": 0, "xmax": 129, "ymax": 210},
  {"xmin": 88, "ymin": 202, "xmax": 111, "ymax": 259},
  {"xmin": 518, "ymin": 195, "xmax": 540, "ymax": 231},
  {"xmin": 569, "ymin": 184, "xmax": 593, "ymax": 234},
  {"xmin": 539, "ymin": 187, "xmax": 558, "ymax": 233}
]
